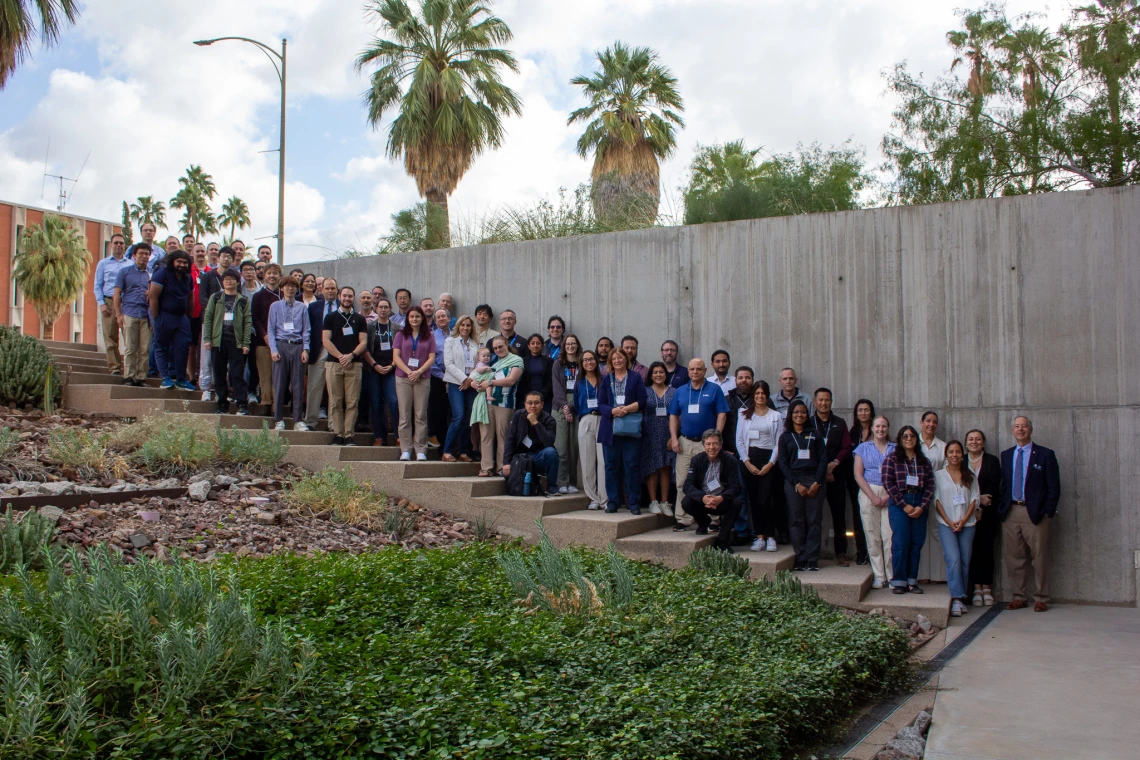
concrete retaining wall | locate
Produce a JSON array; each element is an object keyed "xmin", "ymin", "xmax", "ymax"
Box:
[{"xmin": 300, "ymin": 186, "xmax": 1140, "ymax": 606}]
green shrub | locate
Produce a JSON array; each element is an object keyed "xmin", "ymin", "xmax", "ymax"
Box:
[
  {"xmin": 381, "ymin": 501, "xmax": 418, "ymax": 540},
  {"xmin": 686, "ymin": 545, "xmax": 753, "ymax": 578},
  {"xmin": 285, "ymin": 466, "xmax": 389, "ymax": 526},
  {"xmin": 238, "ymin": 543, "xmax": 912, "ymax": 759},
  {"xmin": 45, "ymin": 427, "xmax": 126, "ymax": 478},
  {"xmin": 0, "ymin": 426, "xmax": 17, "ymax": 459},
  {"xmin": 216, "ymin": 422, "xmax": 289, "ymax": 466},
  {"xmin": 757, "ymin": 568, "xmax": 821, "ymax": 600},
  {"xmin": 0, "ymin": 325, "xmax": 61, "ymax": 408},
  {"xmin": 110, "ymin": 413, "xmax": 217, "ymax": 453},
  {"xmin": 0, "ymin": 545, "xmax": 314, "ymax": 757},
  {"xmin": 138, "ymin": 425, "xmax": 216, "ymax": 476},
  {"xmin": 0, "ymin": 507, "xmax": 56, "ymax": 573}
]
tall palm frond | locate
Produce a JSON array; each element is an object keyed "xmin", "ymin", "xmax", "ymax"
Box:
[
  {"xmin": 0, "ymin": 0, "xmax": 81, "ymax": 88},
  {"xmin": 216, "ymin": 196, "xmax": 251, "ymax": 242},
  {"xmin": 128, "ymin": 196, "xmax": 166, "ymax": 233},
  {"xmin": 13, "ymin": 214, "xmax": 90, "ymax": 331}
]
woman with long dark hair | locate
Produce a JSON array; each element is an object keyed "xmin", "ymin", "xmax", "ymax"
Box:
[
  {"xmin": 882, "ymin": 425, "xmax": 935, "ymax": 594},
  {"xmin": 737, "ymin": 380, "xmax": 782, "ymax": 552},
  {"xmin": 777, "ymin": 399, "xmax": 827, "ymax": 571},
  {"xmin": 841, "ymin": 398, "xmax": 876, "ymax": 564},
  {"xmin": 392, "ymin": 305, "xmax": 437, "ymax": 461},
  {"xmin": 965, "ymin": 428, "xmax": 1001, "ymax": 606},
  {"xmin": 518, "ymin": 333, "xmax": 553, "ymax": 411},
  {"xmin": 642, "ymin": 361, "xmax": 676, "ymax": 514},
  {"xmin": 934, "ymin": 440, "xmax": 979, "ymax": 617}
]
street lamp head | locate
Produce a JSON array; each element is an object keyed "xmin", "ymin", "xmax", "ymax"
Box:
[{"xmin": 193, "ymin": 40, "xmax": 214, "ymax": 46}]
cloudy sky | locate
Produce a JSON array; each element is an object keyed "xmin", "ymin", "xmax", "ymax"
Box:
[{"xmin": 0, "ymin": 0, "xmax": 1064, "ymax": 264}]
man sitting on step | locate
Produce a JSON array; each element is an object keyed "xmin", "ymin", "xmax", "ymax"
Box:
[
  {"xmin": 502, "ymin": 391, "xmax": 559, "ymax": 492},
  {"xmin": 681, "ymin": 429, "xmax": 744, "ymax": 553}
]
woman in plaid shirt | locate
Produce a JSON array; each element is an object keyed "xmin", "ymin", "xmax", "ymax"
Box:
[{"xmin": 881, "ymin": 425, "xmax": 935, "ymax": 594}]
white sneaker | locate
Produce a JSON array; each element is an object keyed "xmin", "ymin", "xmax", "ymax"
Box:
[
  {"xmin": 750, "ymin": 538, "xmax": 764, "ymax": 552},
  {"xmin": 959, "ymin": 600, "xmax": 970, "ymax": 613},
  {"xmin": 872, "ymin": 579, "xmax": 885, "ymax": 589},
  {"xmin": 565, "ymin": 485, "xmax": 579, "ymax": 494},
  {"xmin": 416, "ymin": 453, "xmax": 427, "ymax": 461},
  {"xmin": 274, "ymin": 421, "xmax": 286, "ymax": 431},
  {"xmin": 399, "ymin": 452, "xmax": 411, "ymax": 461},
  {"xmin": 648, "ymin": 500, "xmax": 662, "ymax": 514},
  {"xmin": 587, "ymin": 501, "xmax": 600, "ymax": 510},
  {"xmin": 247, "ymin": 393, "xmax": 259, "ymax": 406},
  {"xmin": 294, "ymin": 421, "xmax": 311, "ymax": 432},
  {"xmin": 950, "ymin": 601, "xmax": 963, "ymax": 617},
  {"xmin": 318, "ymin": 407, "xmax": 328, "ymax": 419},
  {"xmin": 558, "ymin": 486, "xmax": 569, "ymax": 494},
  {"xmin": 766, "ymin": 538, "xmax": 778, "ymax": 552},
  {"xmin": 200, "ymin": 391, "xmax": 213, "ymax": 402}
]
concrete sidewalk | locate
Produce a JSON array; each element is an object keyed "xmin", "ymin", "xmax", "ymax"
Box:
[{"xmin": 926, "ymin": 604, "xmax": 1140, "ymax": 760}]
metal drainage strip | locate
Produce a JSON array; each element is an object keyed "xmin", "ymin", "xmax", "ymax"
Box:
[{"xmin": 824, "ymin": 603, "xmax": 1004, "ymax": 758}]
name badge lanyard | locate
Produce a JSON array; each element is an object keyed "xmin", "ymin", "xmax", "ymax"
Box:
[
  {"xmin": 795, "ymin": 431, "xmax": 814, "ymax": 460},
  {"xmin": 905, "ymin": 458, "xmax": 920, "ymax": 487},
  {"xmin": 586, "ymin": 379, "xmax": 599, "ymax": 409},
  {"xmin": 687, "ymin": 383, "xmax": 705, "ymax": 414},
  {"xmin": 407, "ymin": 335, "xmax": 420, "ymax": 368},
  {"xmin": 462, "ymin": 340, "xmax": 473, "ymax": 369},
  {"xmin": 611, "ymin": 374, "xmax": 626, "ymax": 406}
]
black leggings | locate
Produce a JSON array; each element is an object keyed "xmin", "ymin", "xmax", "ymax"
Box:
[
  {"xmin": 213, "ymin": 337, "xmax": 248, "ymax": 408},
  {"xmin": 743, "ymin": 448, "xmax": 779, "ymax": 537}
]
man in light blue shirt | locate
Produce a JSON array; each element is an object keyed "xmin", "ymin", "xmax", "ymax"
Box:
[{"xmin": 93, "ymin": 233, "xmax": 133, "ymax": 374}]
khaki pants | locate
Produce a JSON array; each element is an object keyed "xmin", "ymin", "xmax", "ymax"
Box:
[
  {"xmin": 324, "ymin": 361, "xmax": 362, "ymax": 438},
  {"xmin": 100, "ymin": 299, "xmax": 122, "ymax": 372},
  {"xmin": 396, "ymin": 375, "xmax": 431, "ymax": 454},
  {"xmin": 554, "ymin": 412, "xmax": 579, "ymax": 488},
  {"xmin": 121, "ymin": 315, "xmax": 152, "ymax": 382},
  {"xmin": 576, "ymin": 413, "xmax": 606, "ymax": 506},
  {"xmin": 305, "ymin": 352, "xmax": 327, "ymax": 425},
  {"xmin": 490, "ymin": 405, "xmax": 514, "ymax": 471},
  {"xmin": 674, "ymin": 437, "xmax": 704, "ymax": 525},
  {"xmin": 477, "ymin": 422, "xmax": 497, "ymax": 473},
  {"xmin": 255, "ymin": 345, "xmax": 274, "ymax": 404},
  {"xmin": 1002, "ymin": 504, "xmax": 1052, "ymax": 604},
  {"xmin": 858, "ymin": 484, "xmax": 894, "ymax": 585}
]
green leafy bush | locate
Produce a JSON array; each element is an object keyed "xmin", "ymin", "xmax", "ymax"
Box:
[
  {"xmin": 45, "ymin": 427, "xmax": 126, "ymax": 478},
  {"xmin": 216, "ymin": 422, "xmax": 289, "ymax": 466},
  {"xmin": 686, "ymin": 545, "xmax": 753, "ymax": 578},
  {"xmin": 285, "ymin": 466, "xmax": 389, "ymax": 526},
  {"xmin": 110, "ymin": 413, "xmax": 217, "ymax": 453},
  {"xmin": 0, "ymin": 546, "xmax": 314, "ymax": 757},
  {"xmin": 238, "ymin": 543, "xmax": 912, "ymax": 758},
  {"xmin": 138, "ymin": 425, "xmax": 215, "ymax": 476},
  {"xmin": 0, "ymin": 507, "xmax": 56, "ymax": 573},
  {"xmin": 0, "ymin": 325, "xmax": 61, "ymax": 408}
]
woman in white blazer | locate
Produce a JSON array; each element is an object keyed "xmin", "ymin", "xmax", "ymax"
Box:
[{"xmin": 442, "ymin": 315, "xmax": 480, "ymax": 462}]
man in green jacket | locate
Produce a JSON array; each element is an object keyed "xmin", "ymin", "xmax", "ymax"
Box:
[{"xmin": 203, "ymin": 268, "xmax": 253, "ymax": 415}]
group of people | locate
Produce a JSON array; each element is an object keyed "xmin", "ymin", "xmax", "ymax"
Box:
[{"xmin": 95, "ymin": 246, "xmax": 1062, "ymax": 615}]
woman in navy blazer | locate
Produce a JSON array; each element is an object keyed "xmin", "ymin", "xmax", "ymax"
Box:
[{"xmin": 598, "ymin": 347, "xmax": 646, "ymax": 514}]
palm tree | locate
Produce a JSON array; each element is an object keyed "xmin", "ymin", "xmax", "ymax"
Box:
[
  {"xmin": 216, "ymin": 196, "xmax": 251, "ymax": 242},
  {"xmin": 13, "ymin": 214, "xmax": 90, "ymax": 337},
  {"xmin": 128, "ymin": 196, "xmax": 166, "ymax": 234},
  {"xmin": 170, "ymin": 165, "xmax": 219, "ymax": 240},
  {"xmin": 120, "ymin": 201, "xmax": 133, "ymax": 245},
  {"xmin": 568, "ymin": 42, "xmax": 685, "ymax": 225},
  {"xmin": 998, "ymin": 21, "xmax": 1067, "ymax": 191},
  {"xmin": 687, "ymin": 140, "xmax": 764, "ymax": 195},
  {"xmin": 0, "ymin": 0, "xmax": 81, "ymax": 88},
  {"xmin": 355, "ymin": 0, "xmax": 523, "ymax": 249}
]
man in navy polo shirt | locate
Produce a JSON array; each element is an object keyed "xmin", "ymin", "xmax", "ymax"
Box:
[
  {"xmin": 147, "ymin": 249, "xmax": 197, "ymax": 390},
  {"xmin": 668, "ymin": 357, "xmax": 729, "ymax": 528}
]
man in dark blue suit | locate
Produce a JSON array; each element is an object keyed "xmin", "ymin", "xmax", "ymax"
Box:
[
  {"xmin": 303, "ymin": 277, "xmax": 340, "ymax": 430},
  {"xmin": 998, "ymin": 416, "xmax": 1061, "ymax": 611}
]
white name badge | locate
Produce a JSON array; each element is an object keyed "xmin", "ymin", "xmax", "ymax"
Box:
[
  {"xmin": 748, "ymin": 429, "xmax": 760, "ymax": 439},
  {"xmin": 655, "ymin": 406, "xmax": 667, "ymax": 417},
  {"xmin": 616, "ymin": 394, "xmax": 626, "ymax": 405},
  {"xmin": 566, "ymin": 379, "xmax": 575, "ymax": 390},
  {"xmin": 797, "ymin": 449, "xmax": 811, "ymax": 460},
  {"xmin": 906, "ymin": 475, "xmax": 919, "ymax": 487},
  {"xmin": 283, "ymin": 321, "xmax": 294, "ymax": 331},
  {"xmin": 522, "ymin": 435, "xmax": 532, "ymax": 448},
  {"xmin": 953, "ymin": 492, "xmax": 967, "ymax": 505},
  {"xmin": 687, "ymin": 403, "xmax": 700, "ymax": 414},
  {"xmin": 224, "ymin": 311, "xmax": 234, "ymax": 322},
  {"xmin": 342, "ymin": 326, "xmax": 354, "ymax": 336},
  {"xmin": 586, "ymin": 398, "xmax": 598, "ymax": 409},
  {"xmin": 707, "ymin": 476, "xmax": 720, "ymax": 491},
  {"xmin": 380, "ymin": 340, "xmax": 391, "ymax": 350},
  {"xmin": 408, "ymin": 358, "xmax": 420, "ymax": 368}
]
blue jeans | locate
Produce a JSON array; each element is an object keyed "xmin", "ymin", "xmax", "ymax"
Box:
[
  {"xmin": 445, "ymin": 384, "xmax": 476, "ymax": 456},
  {"xmin": 603, "ymin": 436, "xmax": 641, "ymax": 510},
  {"xmin": 888, "ymin": 492, "xmax": 929, "ymax": 587},
  {"xmin": 937, "ymin": 522, "xmax": 976, "ymax": 600},
  {"xmin": 364, "ymin": 370, "xmax": 399, "ymax": 442},
  {"xmin": 531, "ymin": 446, "xmax": 560, "ymax": 490},
  {"xmin": 152, "ymin": 312, "xmax": 190, "ymax": 382}
]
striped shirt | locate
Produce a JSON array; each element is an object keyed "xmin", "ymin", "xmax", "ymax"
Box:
[{"xmin": 853, "ymin": 441, "xmax": 896, "ymax": 487}]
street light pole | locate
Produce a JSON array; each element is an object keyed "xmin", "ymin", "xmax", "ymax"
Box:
[{"xmin": 194, "ymin": 36, "xmax": 287, "ymax": 265}]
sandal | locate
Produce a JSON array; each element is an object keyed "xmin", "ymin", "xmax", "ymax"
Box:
[
  {"xmin": 972, "ymin": 590, "xmax": 984, "ymax": 607},
  {"xmin": 983, "ymin": 589, "xmax": 994, "ymax": 606},
  {"xmin": 477, "ymin": 469, "xmax": 492, "ymax": 477}
]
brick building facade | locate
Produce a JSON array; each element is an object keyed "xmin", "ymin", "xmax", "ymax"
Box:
[{"xmin": 0, "ymin": 200, "xmax": 123, "ymax": 344}]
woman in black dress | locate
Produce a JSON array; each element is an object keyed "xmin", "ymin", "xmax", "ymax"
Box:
[{"xmin": 965, "ymin": 428, "xmax": 1001, "ymax": 606}]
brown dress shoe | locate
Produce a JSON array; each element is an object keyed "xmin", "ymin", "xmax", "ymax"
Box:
[
  {"xmin": 372, "ymin": 439, "xmax": 385, "ymax": 447},
  {"xmin": 441, "ymin": 453, "xmax": 457, "ymax": 462},
  {"xmin": 458, "ymin": 454, "xmax": 472, "ymax": 462},
  {"xmin": 1034, "ymin": 602, "xmax": 1048, "ymax": 612},
  {"xmin": 1006, "ymin": 599, "xmax": 1027, "ymax": 610}
]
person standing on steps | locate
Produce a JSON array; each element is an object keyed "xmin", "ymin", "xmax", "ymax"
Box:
[
  {"xmin": 935, "ymin": 440, "xmax": 979, "ymax": 618},
  {"xmin": 965, "ymin": 429, "xmax": 1001, "ymax": 607},
  {"xmin": 842, "ymin": 398, "xmax": 876, "ymax": 565},
  {"xmin": 518, "ymin": 333, "xmax": 554, "ymax": 412},
  {"xmin": 321, "ymin": 286, "xmax": 369, "ymax": 447},
  {"xmin": 659, "ymin": 340, "xmax": 689, "ymax": 388},
  {"xmin": 736, "ymin": 381, "xmax": 782, "ymax": 553},
  {"xmin": 812, "ymin": 388, "xmax": 855, "ymax": 566},
  {"xmin": 642, "ymin": 362, "xmax": 677, "ymax": 516},
  {"xmin": 724, "ymin": 366, "xmax": 756, "ymax": 544},
  {"xmin": 305, "ymin": 278, "xmax": 339, "ymax": 429},
  {"xmin": 196, "ymin": 245, "xmax": 235, "ymax": 401},
  {"xmin": 544, "ymin": 316, "xmax": 565, "ymax": 360},
  {"xmin": 594, "ymin": 337, "xmax": 614, "ymax": 375},
  {"xmin": 668, "ymin": 358, "xmax": 729, "ymax": 529},
  {"xmin": 599, "ymin": 347, "xmax": 646, "ymax": 515},
  {"xmin": 442, "ymin": 315, "xmax": 480, "ymax": 462},
  {"xmin": 363, "ymin": 297, "xmax": 399, "ymax": 445},
  {"xmin": 392, "ymin": 305, "xmax": 437, "ymax": 460},
  {"xmin": 778, "ymin": 400, "xmax": 827, "ymax": 571},
  {"xmin": 680, "ymin": 429, "xmax": 744, "ymax": 553},
  {"xmin": 475, "ymin": 335, "xmax": 524, "ymax": 474},
  {"xmin": 773, "ymin": 367, "xmax": 814, "ymax": 417},
  {"xmin": 147, "ymin": 249, "xmax": 197, "ymax": 391},
  {"xmin": 502, "ymin": 391, "xmax": 560, "ymax": 492},
  {"xmin": 709, "ymin": 350, "xmax": 735, "ymax": 395},
  {"xmin": 620, "ymin": 336, "xmax": 648, "ymax": 382},
  {"xmin": 998, "ymin": 416, "xmax": 1061, "ymax": 613},
  {"xmin": 495, "ymin": 310, "xmax": 526, "ymax": 357},
  {"xmin": 266, "ymin": 275, "xmax": 310, "ymax": 431},
  {"xmin": 390, "ymin": 288, "xmax": 412, "ymax": 329},
  {"xmin": 203, "ymin": 268, "xmax": 253, "ymax": 415},
  {"xmin": 251, "ymin": 264, "xmax": 282, "ymax": 411},
  {"xmin": 93, "ymin": 232, "xmax": 132, "ymax": 375},
  {"xmin": 437, "ymin": 293, "xmax": 457, "ymax": 329},
  {"xmin": 882, "ymin": 426, "xmax": 935, "ymax": 594},
  {"xmin": 550, "ymin": 334, "xmax": 583, "ymax": 494},
  {"xmin": 473, "ymin": 303, "xmax": 499, "ymax": 347},
  {"xmin": 113, "ymin": 244, "xmax": 152, "ymax": 387},
  {"xmin": 427, "ymin": 308, "xmax": 453, "ymax": 448},
  {"xmin": 917, "ymin": 410, "xmax": 947, "ymax": 584},
  {"xmin": 574, "ymin": 350, "xmax": 608, "ymax": 509},
  {"xmin": 853, "ymin": 416, "xmax": 896, "ymax": 589}
]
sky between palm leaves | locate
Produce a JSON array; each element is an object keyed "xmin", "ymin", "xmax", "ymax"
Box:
[{"xmin": 0, "ymin": 0, "xmax": 1063, "ymax": 264}]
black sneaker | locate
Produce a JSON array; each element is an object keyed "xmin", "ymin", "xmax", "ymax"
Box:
[
  {"xmin": 708, "ymin": 522, "xmax": 721, "ymax": 531},
  {"xmin": 237, "ymin": 406, "xmax": 250, "ymax": 416},
  {"xmin": 604, "ymin": 505, "xmax": 617, "ymax": 513},
  {"xmin": 111, "ymin": 370, "xmax": 121, "ymax": 376},
  {"xmin": 908, "ymin": 585, "xmax": 924, "ymax": 594},
  {"xmin": 793, "ymin": 565, "xmax": 806, "ymax": 572},
  {"xmin": 856, "ymin": 555, "xmax": 869, "ymax": 566},
  {"xmin": 330, "ymin": 436, "xmax": 345, "ymax": 446},
  {"xmin": 694, "ymin": 526, "xmax": 709, "ymax": 535},
  {"xmin": 215, "ymin": 405, "xmax": 228, "ymax": 415},
  {"xmin": 892, "ymin": 586, "xmax": 907, "ymax": 594},
  {"xmin": 628, "ymin": 506, "xmax": 641, "ymax": 515},
  {"xmin": 122, "ymin": 378, "xmax": 135, "ymax": 386},
  {"xmin": 344, "ymin": 438, "xmax": 357, "ymax": 447},
  {"xmin": 808, "ymin": 564, "xmax": 820, "ymax": 571},
  {"xmin": 715, "ymin": 544, "xmax": 734, "ymax": 554},
  {"xmin": 672, "ymin": 523, "xmax": 689, "ymax": 532}
]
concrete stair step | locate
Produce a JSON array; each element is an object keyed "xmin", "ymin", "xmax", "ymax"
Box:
[
  {"xmin": 545, "ymin": 510, "xmax": 673, "ymax": 548},
  {"xmin": 278, "ymin": 430, "xmax": 375, "ymax": 446},
  {"xmin": 42, "ymin": 340, "xmax": 97, "ymax": 352},
  {"xmin": 473, "ymin": 493, "xmax": 589, "ymax": 518},
  {"xmin": 50, "ymin": 347, "xmax": 111, "ymax": 362},
  {"xmin": 111, "ymin": 385, "xmax": 200, "ymax": 401},
  {"xmin": 55, "ymin": 357, "xmax": 111, "ymax": 371},
  {"xmin": 615, "ymin": 526, "xmax": 718, "ymax": 568},
  {"xmin": 347, "ymin": 460, "xmax": 482, "ymax": 482},
  {"xmin": 791, "ymin": 560, "xmax": 872, "ymax": 607},
  {"xmin": 853, "ymin": 585, "xmax": 952, "ymax": 627},
  {"xmin": 739, "ymin": 545, "xmax": 798, "ymax": 577}
]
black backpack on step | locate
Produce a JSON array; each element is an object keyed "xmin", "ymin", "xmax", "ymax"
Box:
[{"xmin": 505, "ymin": 453, "xmax": 547, "ymax": 497}]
